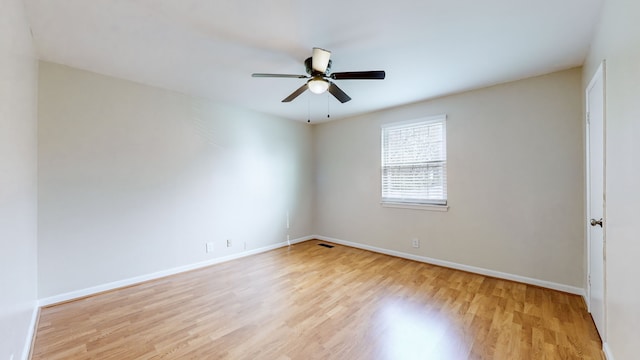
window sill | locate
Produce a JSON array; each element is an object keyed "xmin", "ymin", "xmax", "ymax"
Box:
[{"xmin": 381, "ymin": 202, "xmax": 449, "ymax": 212}]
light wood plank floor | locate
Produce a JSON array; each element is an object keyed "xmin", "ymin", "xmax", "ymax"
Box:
[{"xmin": 31, "ymin": 240, "xmax": 603, "ymax": 359}]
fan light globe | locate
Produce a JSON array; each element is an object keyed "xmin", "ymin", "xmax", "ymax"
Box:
[{"xmin": 308, "ymin": 78, "xmax": 329, "ymax": 94}]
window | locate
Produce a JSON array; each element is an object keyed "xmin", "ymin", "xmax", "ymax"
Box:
[{"xmin": 381, "ymin": 115, "xmax": 447, "ymax": 207}]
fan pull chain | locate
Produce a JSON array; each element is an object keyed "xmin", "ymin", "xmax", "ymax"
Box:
[
  {"xmin": 307, "ymin": 93, "xmax": 311, "ymax": 123},
  {"xmin": 327, "ymin": 93, "xmax": 331, "ymax": 119}
]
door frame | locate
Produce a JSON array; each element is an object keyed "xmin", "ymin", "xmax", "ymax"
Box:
[{"xmin": 585, "ymin": 61, "xmax": 606, "ymax": 338}]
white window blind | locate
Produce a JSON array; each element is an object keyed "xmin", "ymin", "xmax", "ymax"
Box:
[{"xmin": 381, "ymin": 116, "xmax": 447, "ymax": 206}]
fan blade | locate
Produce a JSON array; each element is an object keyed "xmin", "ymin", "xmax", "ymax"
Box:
[
  {"xmin": 282, "ymin": 83, "xmax": 309, "ymax": 102},
  {"xmin": 331, "ymin": 71, "xmax": 386, "ymax": 80},
  {"xmin": 252, "ymin": 73, "xmax": 308, "ymax": 78},
  {"xmin": 328, "ymin": 82, "xmax": 351, "ymax": 103},
  {"xmin": 312, "ymin": 48, "xmax": 331, "ymax": 73}
]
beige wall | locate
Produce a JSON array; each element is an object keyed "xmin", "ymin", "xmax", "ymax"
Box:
[
  {"xmin": 314, "ymin": 68, "xmax": 584, "ymax": 288},
  {"xmin": 584, "ymin": 0, "xmax": 640, "ymax": 357},
  {"xmin": 0, "ymin": 0, "xmax": 39, "ymax": 358},
  {"xmin": 37, "ymin": 62, "xmax": 314, "ymax": 298}
]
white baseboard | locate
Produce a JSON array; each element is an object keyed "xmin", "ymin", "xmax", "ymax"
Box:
[
  {"xmin": 38, "ymin": 234, "xmax": 584, "ymax": 304},
  {"xmin": 314, "ymin": 235, "xmax": 585, "ymax": 296},
  {"xmin": 603, "ymin": 342, "xmax": 614, "ymax": 360},
  {"xmin": 39, "ymin": 235, "xmax": 313, "ymax": 307},
  {"xmin": 21, "ymin": 301, "xmax": 39, "ymax": 360}
]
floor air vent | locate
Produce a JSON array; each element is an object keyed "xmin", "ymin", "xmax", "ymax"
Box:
[{"xmin": 318, "ymin": 243, "xmax": 334, "ymax": 248}]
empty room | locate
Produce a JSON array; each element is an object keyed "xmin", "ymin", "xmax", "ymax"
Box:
[{"xmin": 3, "ymin": 0, "xmax": 639, "ymax": 359}]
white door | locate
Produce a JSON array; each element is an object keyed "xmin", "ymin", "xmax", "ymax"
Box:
[{"xmin": 586, "ymin": 62, "xmax": 605, "ymax": 339}]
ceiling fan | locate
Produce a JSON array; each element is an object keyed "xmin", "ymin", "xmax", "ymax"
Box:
[{"xmin": 252, "ymin": 48, "xmax": 386, "ymax": 103}]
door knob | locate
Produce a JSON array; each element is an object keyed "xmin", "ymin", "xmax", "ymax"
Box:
[{"xmin": 590, "ymin": 218, "xmax": 603, "ymax": 227}]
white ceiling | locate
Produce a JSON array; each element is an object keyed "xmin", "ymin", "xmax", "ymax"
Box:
[{"xmin": 24, "ymin": 0, "xmax": 603, "ymax": 122}]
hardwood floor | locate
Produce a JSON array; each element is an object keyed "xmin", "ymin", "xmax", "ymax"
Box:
[{"xmin": 31, "ymin": 240, "xmax": 603, "ymax": 359}]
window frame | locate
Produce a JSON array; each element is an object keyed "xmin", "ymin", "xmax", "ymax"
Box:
[{"xmin": 380, "ymin": 115, "xmax": 448, "ymax": 211}]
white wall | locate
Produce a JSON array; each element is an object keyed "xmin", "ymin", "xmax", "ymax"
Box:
[
  {"xmin": 0, "ymin": 0, "xmax": 39, "ymax": 359},
  {"xmin": 584, "ymin": 0, "xmax": 640, "ymax": 358},
  {"xmin": 37, "ymin": 62, "xmax": 314, "ymax": 298},
  {"xmin": 315, "ymin": 68, "xmax": 584, "ymax": 288}
]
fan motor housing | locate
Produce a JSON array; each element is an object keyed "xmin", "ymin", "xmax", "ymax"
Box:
[{"xmin": 305, "ymin": 57, "xmax": 331, "ymax": 76}]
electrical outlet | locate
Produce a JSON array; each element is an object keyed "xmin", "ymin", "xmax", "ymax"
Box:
[
  {"xmin": 206, "ymin": 242, "xmax": 214, "ymax": 253},
  {"xmin": 412, "ymin": 238, "xmax": 420, "ymax": 248},
  {"xmin": 226, "ymin": 239, "xmax": 232, "ymax": 247}
]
